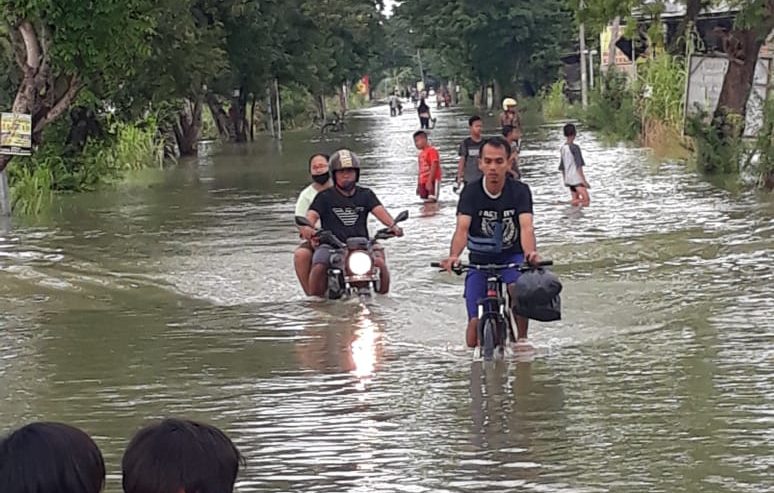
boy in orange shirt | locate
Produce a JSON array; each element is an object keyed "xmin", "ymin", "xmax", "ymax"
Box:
[{"xmin": 413, "ymin": 130, "xmax": 441, "ymax": 202}]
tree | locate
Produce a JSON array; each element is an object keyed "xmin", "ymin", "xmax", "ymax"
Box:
[
  {"xmin": 395, "ymin": 0, "xmax": 573, "ymax": 103},
  {"xmin": 714, "ymin": 0, "xmax": 774, "ymax": 136},
  {"xmin": 0, "ymin": 0, "xmax": 154, "ymax": 171}
]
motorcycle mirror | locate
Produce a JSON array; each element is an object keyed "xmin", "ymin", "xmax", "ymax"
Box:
[
  {"xmin": 394, "ymin": 210, "xmax": 409, "ymax": 223},
  {"xmin": 295, "ymin": 215, "xmax": 313, "ymax": 227}
]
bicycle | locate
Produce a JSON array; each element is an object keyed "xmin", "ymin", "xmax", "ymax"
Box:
[
  {"xmin": 431, "ymin": 260, "xmax": 554, "ymax": 361},
  {"xmin": 319, "ymin": 112, "xmax": 346, "ymax": 134}
]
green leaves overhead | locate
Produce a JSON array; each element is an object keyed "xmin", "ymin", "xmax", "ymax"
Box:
[{"xmin": 394, "ymin": 0, "xmax": 574, "ymax": 94}]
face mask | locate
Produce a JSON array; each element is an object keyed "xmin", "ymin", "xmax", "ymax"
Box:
[
  {"xmin": 312, "ymin": 172, "xmax": 330, "ymax": 185},
  {"xmin": 338, "ymin": 178, "xmax": 357, "ymax": 192}
]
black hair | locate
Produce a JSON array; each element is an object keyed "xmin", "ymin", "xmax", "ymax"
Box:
[
  {"xmin": 0, "ymin": 422, "xmax": 105, "ymax": 493},
  {"xmin": 501, "ymin": 125, "xmax": 515, "ymax": 137},
  {"xmin": 563, "ymin": 123, "xmax": 577, "ymax": 137},
  {"xmin": 308, "ymin": 153, "xmax": 329, "ymax": 171},
  {"xmin": 468, "ymin": 115, "xmax": 482, "ymax": 126},
  {"xmin": 480, "ymin": 136, "xmax": 512, "ymax": 158},
  {"xmin": 413, "ymin": 130, "xmax": 427, "ymax": 139},
  {"xmin": 122, "ymin": 418, "xmax": 244, "ymax": 493}
]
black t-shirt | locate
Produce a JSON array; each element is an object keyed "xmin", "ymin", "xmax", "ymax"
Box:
[
  {"xmin": 309, "ymin": 186, "xmax": 382, "ymax": 241},
  {"xmin": 457, "ymin": 178, "xmax": 534, "ymax": 263}
]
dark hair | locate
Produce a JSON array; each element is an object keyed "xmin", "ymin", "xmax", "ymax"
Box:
[
  {"xmin": 480, "ymin": 136, "xmax": 512, "ymax": 158},
  {"xmin": 468, "ymin": 115, "xmax": 482, "ymax": 126},
  {"xmin": 501, "ymin": 125, "xmax": 515, "ymax": 137},
  {"xmin": 0, "ymin": 422, "xmax": 105, "ymax": 493},
  {"xmin": 563, "ymin": 123, "xmax": 577, "ymax": 137},
  {"xmin": 122, "ymin": 418, "xmax": 244, "ymax": 493},
  {"xmin": 308, "ymin": 153, "xmax": 329, "ymax": 171},
  {"xmin": 413, "ymin": 130, "xmax": 427, "ymax": 139}
]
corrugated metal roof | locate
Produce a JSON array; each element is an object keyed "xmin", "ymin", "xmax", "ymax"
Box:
[{"xmin": 634, "ymin": 0, "xmax": 738, "ymax": 19}]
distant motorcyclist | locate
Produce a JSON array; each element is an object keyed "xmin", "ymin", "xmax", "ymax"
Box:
[{"xmin": 301, "ymin": 150, "xmax": 404, "ymax": 296}]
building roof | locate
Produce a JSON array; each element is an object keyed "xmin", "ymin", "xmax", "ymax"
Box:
[{"xmin": 634, "ymin": 0, "xmax": 738, "ymax": 19}]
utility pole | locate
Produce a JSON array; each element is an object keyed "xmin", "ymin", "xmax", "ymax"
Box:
[
  {"xmin": 0, "ymin": 170, "xmax": 10, "ymax": 216},
  {"xmin": 275, "ymin": 78, "xmax": 282, "ymax": 141},
  {"xmin": 579, "ymin": 0, "xmax": 589, "ymax": 108}
]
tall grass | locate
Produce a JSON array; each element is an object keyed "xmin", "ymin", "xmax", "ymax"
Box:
[
  {"xmin": 540, "ymin": 80, "xmax": 568, "ymax": 120},
  {"xmin": 637, "ymin": 54, "xmax": 686, "ymax": 149},
  {"xmin": 9, "ymin": 115, "xmax": 164, "ymax": 215}
]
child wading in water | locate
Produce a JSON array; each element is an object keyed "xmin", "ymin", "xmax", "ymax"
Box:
[{"xmin": 559, "ymin": 124, "xmax": 590, "ymax": 206}]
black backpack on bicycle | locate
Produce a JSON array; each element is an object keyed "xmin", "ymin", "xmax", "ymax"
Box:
[{"xmin": 513, "ymin": 267, "xmax": 562, "ymax": 322}]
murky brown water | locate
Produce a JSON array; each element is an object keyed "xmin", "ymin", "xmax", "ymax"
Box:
[{"xmin": 1, "ymin": 105, "xmax": 772, "ymax": 492}]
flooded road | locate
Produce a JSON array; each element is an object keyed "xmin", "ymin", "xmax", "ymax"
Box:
[{"xmin": 1, "ymin": 105, "xmax": 772, "ymax": 492}]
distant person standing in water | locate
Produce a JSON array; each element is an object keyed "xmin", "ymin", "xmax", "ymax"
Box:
[
  {"xmin": 502, "ymin": 124, "xmax": 521, "ymax": 180},
  {"xmin": 413, "ymin": 130, "xmax": 441, "ymax": 202},
  {"xmin": 559, "ymin": 123, "xmax": 590, "ymax": 206},
  {"xmin": 417, "ymin": 98, "xmax": 432, "ymax": 129},
  {"xmin": 456, "ymin": 115, "xmax": 484, "ymax": 187}
]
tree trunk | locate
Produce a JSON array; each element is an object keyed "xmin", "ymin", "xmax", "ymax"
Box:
[
  {"xmin": 338, "ymin": 84, "xmax": 348, "ymax": 114},
  {"xmin": 174, "ymin": 98, "xmax": 202, "ymax": 157},
  {"xmin": 205, "ymin": 92, "xmax": 233, "ymax": 140},
  {"xmin": 714, "ymin": 29, "xmax": 767, "ymax": 136},
  {"xmin": 0, "ymin": 21, "xmax": 83, "ymax": 172},
  {"xmin": 230, "ymin": 88, "xmax": 248, "ymax": 143},
  {"xmin": 493, "ymin": 80, "xmax": 503, "ymax": 110},
  {"xmin": 250, "ymin": 93, "xmax": 256, "ymax": 141},
  {"xmin": 669, "ymin": 0, "xmax": 704, "ymax": 56}
]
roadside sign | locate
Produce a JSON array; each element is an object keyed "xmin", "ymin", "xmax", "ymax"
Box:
[{"xmin": 1, "ymin": 112, "xmax": 32, "ymax": 156}]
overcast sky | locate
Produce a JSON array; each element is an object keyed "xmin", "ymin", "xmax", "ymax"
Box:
[{"xmin": 383, "ymin": 0, "xmax": 396, "ymax": 16}]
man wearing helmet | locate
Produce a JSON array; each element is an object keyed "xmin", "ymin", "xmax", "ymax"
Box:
[
  {"xmin": 301, "ymin": 150, "xmax": 404, "ymax": 297},
  {"xmin": 500, "ymin": 98, "xmax": 521, "ymax": 132}
]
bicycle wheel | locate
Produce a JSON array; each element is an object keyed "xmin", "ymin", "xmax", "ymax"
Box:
[
  {"xmin": 321, "ymin": 123, "xmax": 334, "ymax": 134},
  {"xmin": 481, "ymin": 317, "xmax": 496, "ymax": 361}
]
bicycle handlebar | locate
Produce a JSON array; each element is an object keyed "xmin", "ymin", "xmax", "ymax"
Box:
[{"xmin": 430, "ymin": 260, "xmax": 553, "ymax": 275}]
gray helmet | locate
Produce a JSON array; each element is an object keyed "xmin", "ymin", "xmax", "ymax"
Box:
[{"xmin": 329, "ymin": 149, "xmax": 361, "ymax": 181}]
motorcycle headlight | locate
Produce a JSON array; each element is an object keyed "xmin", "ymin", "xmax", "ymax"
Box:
[{"xmin": 348, "ymin": 251, "xmax": 373, "ymax": 276}]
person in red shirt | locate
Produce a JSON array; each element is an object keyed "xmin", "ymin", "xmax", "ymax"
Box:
[{"xmin": 414, "ymin": 130, "xmax": 441, "ymax": 202}]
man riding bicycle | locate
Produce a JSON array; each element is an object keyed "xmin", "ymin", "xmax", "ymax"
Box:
[
  {"xmin": 301, "ymin": 149, "xmax": 404, "ymax": 297},
  {"xmin": 439, "ymin": 137, "xmax": 541, "ymax": 349}
]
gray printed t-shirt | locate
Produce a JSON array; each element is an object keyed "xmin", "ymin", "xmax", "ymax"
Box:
[
  {"xmin": 458, "ymin": 137, "xmax": 484, "ymax": 183},
  {"xmin": 559, "ymin": 143, "xmax": 585, "ymax": 186}
]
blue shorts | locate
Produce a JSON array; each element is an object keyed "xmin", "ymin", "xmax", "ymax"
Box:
[{"xmin": 464, "ymin": 253, "xmax": 524, "ymax": 320}]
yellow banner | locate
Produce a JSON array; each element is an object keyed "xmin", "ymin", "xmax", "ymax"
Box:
[{"xmin": 1, "ymin": 113, "xmax": 32, "ymax": 155}]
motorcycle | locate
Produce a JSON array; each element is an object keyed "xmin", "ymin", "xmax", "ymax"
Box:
[{"xmin": 295, "ymin": 210, "xmax": 409, "ymax": 299}]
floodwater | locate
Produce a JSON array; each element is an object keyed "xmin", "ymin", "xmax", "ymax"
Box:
[{"xmin": 1, "ymin": 104, "xmax": 772, "ymax": 493}]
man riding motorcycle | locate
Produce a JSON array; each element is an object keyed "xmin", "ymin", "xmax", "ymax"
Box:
[{"xmin": 301, "ymin": 150, "xmax": 404, "ymax": 297}]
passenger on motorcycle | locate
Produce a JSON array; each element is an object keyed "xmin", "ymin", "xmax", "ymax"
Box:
[
  {"xmin": 293, "ymin": 153, "xmax": 331, "ymax": 295},
  {"xmin": 301, "ymin": 150, "xmax": 404, "ymax": 297},
  {"xmin": 439, "ymin": 137, "xmax": 541, "ymax": 349}
]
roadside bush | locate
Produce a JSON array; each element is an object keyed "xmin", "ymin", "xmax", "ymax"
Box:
[
  {"xmin": 540, "ymin": 79, "xmax": 568, "ymax": 120},
  {"xmin": 9, "ymin": 115, "xmax": 163, "ymax": 214}
]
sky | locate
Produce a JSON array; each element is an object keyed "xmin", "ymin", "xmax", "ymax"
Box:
[{"xmin": 383, "ymin": 0, "xmax": 397, "ymax": 16}]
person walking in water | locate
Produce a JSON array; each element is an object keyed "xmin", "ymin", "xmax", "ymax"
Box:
[
  {"xmin": 502, "ymin": 124, "xmax": 521, "ymax": 180},
  {"xmin": 559, "ymin": 123, "xmax": 590, "ymax": 206},
  {"xmin": 456, "ymin": 116, "xmax": 484, "ymax": 187},
  {"xmin": 414, "ymin": 130, "xmax": 441, "ymax": 202},
  {"xmin": 417, "ymin": 97, "xmax": 432, "ymax": 129}
]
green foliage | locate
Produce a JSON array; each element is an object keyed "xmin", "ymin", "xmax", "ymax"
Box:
[
  {"xmin": 541, "ymin": 80, "xmax": 568, "ymax": 120},
  {"xmin": 638, "ymin": 54, "xmax": 685, "ymax": 128},
  {"xmin": 685, "ymin": 110, "xmax": 746, "ymax": 175},
  {"xmin": 8, "ymin": 116, "xmax": 163, "ymax": 214},
  {"xmin": 581, "ymin": 70, "xmax": 641, "ymax": 142},
  {"xmin": 748, "ymin": 97, "xmax": 774, "ymax": 186},
  {"xmin": 395, "ymin": 0, "xmax": 574, "ymax": 96},
  {"xmin": 279, "ymin": 84, "xmax": 317, "ymax": 130}
]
